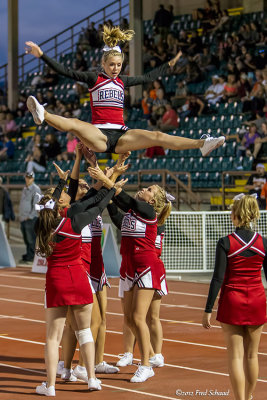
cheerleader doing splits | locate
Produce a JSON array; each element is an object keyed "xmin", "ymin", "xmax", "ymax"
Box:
[
  {"xmin": 89, "ymin": 165, "xmax": 172, "ymax": 383},
  {"xmin": 34, "ymin": 167, "xmax": 119, "ymax": 395},
  {"xmin": 25, "ymin": 25, "xmax": 224, "ymax": 156},
  {"xmin": 202, "ymin": 194, "xmax": 267, "ymax": 400}
]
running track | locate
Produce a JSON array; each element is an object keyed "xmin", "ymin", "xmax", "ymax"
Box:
[{"xmin": 1, "ymin": 267, "xmax": 267, "ymax": 399}]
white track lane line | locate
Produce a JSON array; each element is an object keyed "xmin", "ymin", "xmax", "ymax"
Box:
[
  {"xmin": 0, "ymin": 362, "xmax": 182, "ymax": 400},
  {"xmin": 1, "ymin": 314, "xmax": 267, "ymax": 356},
  {"xmin": 3, "ymin": 334, "xmax": 267, "ymax": 383}
]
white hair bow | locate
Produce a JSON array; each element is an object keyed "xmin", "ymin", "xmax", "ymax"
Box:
[
  {"xmin": 35, "ymin": 192, "xmax": 44, "ymax": 201},
  {"xmin": 233, "ymin": 193, "xmax": 257, "ymax": 201},
  {"xmin": 35, "ymin": 199, "xmax": 55, "ymax": 211},
  {"xmin": 103, "ymin": 45, "xmax": 122, "ymax": 53},
  {"xmin": 166, "ymin": 192, "xmax": 175, "ymax": 202}
]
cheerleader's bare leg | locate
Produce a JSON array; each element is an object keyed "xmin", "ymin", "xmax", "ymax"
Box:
[
  {"xmin": 61, "ymin": 314, "xmax": 77, "ymax": 369},
  {"xmin": 43, "ymin": 110, "xmax": 108, "ymax": 152},
  {"xmin": 121, "ymin": 298, "xmax": 136, "ymax": 353},
  {"xmin": 45, "ymin": 306, "xmax": 68, "ymax": 387},
  {"xmin": 69, "ymin": 304, "xmax": 96, "ymax": 380},
  {"xmin": 147, "ymin": 293, "xmax": 163, "ymax": 355},
  {"xmin": 244, "ymin": 325, "xmax": 263, "ymax": 400},
  {"xmin": 95, "ymin": 286, "xmax": 108, "ymax": 365},
  {"xmin": 220, "ymin": 323, "xmax": 246, "ymax": 400}
]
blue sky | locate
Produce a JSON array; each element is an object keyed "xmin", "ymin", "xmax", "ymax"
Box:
[{"xmin": 0, "ymin": 0, "xmax": 123, "ymax": 65}]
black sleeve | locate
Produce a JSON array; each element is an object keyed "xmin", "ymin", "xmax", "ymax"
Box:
[
  {"xmin": 120, "ymin": 62, "xmax": 170, "ymax": 87},
  {"xmin": 68, "ymin": 178, "xmax": 78, "ymax": 204},
  {"xmin": 67, "ymin": 187, "xmax": 111, "ymax": 218},
  {"xmin": 204, "ymin": 237, "xmax": 229, "ymax": 313},
  {"xmin": 71, "ymin": 188, "xmax": 116, "ymax": 232},
  {"xmin": 113, "ymin": 190, "xmax": 156, "ymax": 220},
  {"xmin": 52, "ymin": 179, "xmax": 66, "ymax": 201},
  {"xmin": 107, "ymin": 202, "xmax": 124, "ymax": 230},
  {"xmin": 262, "ymin": 236, "xmax": 267, "ymax": 282},
  {"xmin": 79, "ymin": 187, "xmax": 98, "ymax": 202},
  {"xmin": 41, "ymin": 53, "xmax": 98, "ymax": 87},
  {"xmin": 157, "ymin": 224, "xmax": 165, "ymax": 235}
]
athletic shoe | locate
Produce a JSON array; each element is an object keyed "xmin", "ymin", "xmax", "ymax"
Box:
[
  {"xmin": 149, "ymin": 353, "xmax": 164, "ymax": 368},
  {"xmin": 88, "ymin": 378, "xmax": 102, "ymax": 391},
  {"xmin": 130, "ymin": 364, "xmax": 155, "ymax": 383},
  {"xmin": 200, "ymin": 135, "xmax": 225, "ymax": 157},
  {"xmin": 95, "ymin": 361, "xmax": 119, "ymax": 374},
  {"xmin": 61, "ymin": 368, "xmax": 77, "ymax": 382},
  {"xmin": 36, "ymin": 382, "xmax": 55, "ymax": 396},
  {"xmin": 27, "ymin": 95, "xmax": 45, "ymax": 125},
  {"xmin": 116, "ymin": 352, "xmax": 133, "ymax": 367},
  {"xmin": 56, "ymin": 360, "xmax": 64, "ymax": 375},
  {"xmin": 72, "ymin": 365, "xmax": 88, "ymax": 382}
]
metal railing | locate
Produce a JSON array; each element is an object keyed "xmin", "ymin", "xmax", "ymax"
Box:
[{"xmin": 0, "ymin": 0, "xmax": 129, "ymax": 91}]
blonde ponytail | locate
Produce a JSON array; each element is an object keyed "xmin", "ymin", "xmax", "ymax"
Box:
[
  {"xmin": 231, "ymin": 195, "xmax": 260, "ymax": 229},
  {"xmin": 103, "ymin": 25, "xmax": 134, "ymax": 48}
]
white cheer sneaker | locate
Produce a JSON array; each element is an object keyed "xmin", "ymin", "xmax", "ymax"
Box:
[
  {"xmin": 116, "ymin": 352, "xmax": 133, "ymax": 367},
  {"xmin": 95, "ymin": 361, "xmax": 119, "ymax": 373},
  {"xmin": 56, "ymin": 360, "xmax": 64, "ymax": 375},
  {"xmin": 130, "ymin": 364, "xmax": 155, "ymax": 383},
  {"xmin": 61, "ymin": 367, "xmax": 77, "ymax": 382},
  {"xmin": 88, "ymin": 377, "xmax": 102, "ymax": 391},
  {"xmin": 36, "ymin": 382, "xmax": 55, "ymax": 397},
  {"xmin": 27, "ymin": 95, "xmax": 45, "ymax": 125},
  {"xmin": 200, "ymin": 135, "xmax": 225, "ymax": 157},
  {"xmin": 149, "ymin": 353, "xmax": 164, "ymax": 367}
]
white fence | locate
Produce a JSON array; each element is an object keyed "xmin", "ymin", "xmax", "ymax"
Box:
[{"xmin": 162, "ymin": 211, "xmax": 267, "ymax": 273}]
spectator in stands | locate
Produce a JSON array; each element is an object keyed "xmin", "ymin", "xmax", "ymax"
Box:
[
  {"xmin": 72, "ymin": 52, "xmax": 87, "ymax": 72},
  {"xmin": 253, "ymin": 122, "xmax": 267, "ymax": 160},
  {"xmin": 243, "ymin": 52, "xmax": 257, "ymax": 73},
  {"xmin": 192, "ymin": 0, "xmax": 213, "ymax": 21},
  {"xmin": 222, "ymin": 74, "xmax": 238, "ymax": 103},
  {"xmin": 237, "ymin": 73, "xmax": 251, "ymax": 100},
  {"xmin": 204, "ymin": 75, "xmax": 223, "ymax": 105},
  {"xmin": 194, "ymin": 46, "xmax": 217, "ymax": 73},
  {"xmin": 187, "ymin": 31, "xmax": 203, "ymax": 56},
  {"xmin": 179, "ymin": 94, "xmax": 205, "ymax": 118},
  {"xmin": 43, "ymin": 133, "xmax": 61, "ymax": 160},
  {"xmin": 151, "ymin": 88, "xmax": 168, "ymax": 119},
  {"xmin": 255, "ymin": 49, "xmax": 267, "ymax": 70},
  {"xmin": 19, "ymin": 171, "xmax": 41, "ymax": 263},
  {"xmin": 171, "ymin": 80, "xmax": 188, "ymax": 108},
  {"xmin": 44, "ymin": 90, "xmax": 57, "ymax": 109},
  {"xmin": 149, "ymin": 80, "xmax": 163, "ymax": 101},
  {"xmin": 0, "ymin": 134, "xmax": 14, "ymax": 161},
  {"xmin": 184, "ymin": 61, "xmax": 203, "ymax": 84},
  {"xmin": 3, "ymin": 113, "xmax": 18, "ymax": 138},
  {"xmin": 153, "ymin": 4, "xmax": 172, "ymax": 41},
  {"xmin": 158, "ymin": 103, "xmax": 178, "ymax": 132},
  {"xmin": 245, "ymin": 163, "xmax": 267, "ymax": 209},
  {"xmin": 141, "ymin": 90, "xmax": 153, "ymax": 119},
  {"xmin": 58, "ymin": 132, "xmax": 78, "ymax": 160},
  {"xmin": 210, "ymin": 9, "xmax": 229, "ymax": 33},
  {"xmin": 0, "ymin": 176, "xmax": 15, "ymax": 231},
  {"xmin": 42, "ymin": 67, "xmax": 59, "ymax": 88},
  {"xmin": 238, "ymin": 124, "xmax": 260, "ymax": 157},
  {"xmin": 25, "ymin": 133, "xmax": 43, "ymax": 158},
  {"xmin": 26, "ymin": 145, "xmax": 46, "ymax": 174}
]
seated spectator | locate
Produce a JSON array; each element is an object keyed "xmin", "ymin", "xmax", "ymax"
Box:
[
  {"xmin": 42, "ymin": 67, "xmax": 59, "ymax": 88},
  {"xmin": 253, "ymin": 122, "xmax": 267, "ymax": 159},
  {"xmin": 151, "ymin": 88, "xmax": 168, "ymax": 118},
  {"xmin": 243, "ymin": 52, "xmax": 257, "ymax": 73},
  {"xmin": 44, "ymin": 90, "xmax": 57, "ymax": 109},
  {"xmin": 187, "ymin": 31, "xmax": 203, "ymax": 56},
  {"xmin": 158, "ymin": 103, "xmax": 178, "ymax": 132},
  {"xmin": 192, "ymin": 0, "xmax": 213, "ymax": 21},
  {"xmin": 179, "ymin": 94, "xmax": 205, "ymax": 118},
  {"xmin": 204, "ymin": 75, "xmax": 224, "ymax": 105},
  {"xmin": 194, "ymin": 46, "xmax": 217, "ymax": 73},
  {"xmin": 141, "ymin": 90, "xmax": 153, "ymax": 119},
  {"xmin": 237, "ymin": 73, "xmax": 251, "ymax": 100},
  {"xmin": 245, "ymin": 163, "xmax": 267, "ymax": 209},
  {"xmin": 149, "ymin": 80, "xmax": 163, "ymax": 101},
  {"xmin": 184, "ymin": 62, "xmax": 203, "ymax": 84},
  {"xmin": 0, "ymin": 134, "xmax": 15, "ymax": 160},
  {"xmin": 25, "ymin": 133, "xmax": 43, "ymax": 159},
  {"xmin": 210, "ymin": 9, "xmax": 229, "ymax": 33},
  {"xmin": 238, "ymin": 124, "xmax": 260, "ymax": 157},
  {"xmin": 255, "ymin": 49, "xmax": 267, "ymax": 70},
  {"xmin": 58, "ymin": 132, "xmax": 78, "ymax": 161},
  {"xmin": 26, "ymin": 145, "xmax": 46, "ymax": 174},
  {"xmin": 43, "ymin": 133, "xmax": 61, "ymax": 160},
  {"xmin": 171, "ymin": 80, "xmax": 188, "ymax": 108},
  {"xmin": 222, "ymin": 74, "xmax": 238, "ymax": 103},
  {"xmin": 72, "ymin": 52, "xmax": 87, "ymax": 71},
  {"xmin": 3, "ymin": 113, "xmax": 18, "ymax": 138}
]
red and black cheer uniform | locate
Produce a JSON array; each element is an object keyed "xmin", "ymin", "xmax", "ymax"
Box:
[
  {"xmin": 155, "ymin": 224, "xmax": 168, "ymax": 296},
  {"xmin": 41, "ymin": 53, "xmax": 170, "ymax": 153},
  {"xmin": 205, "ymin": 227, "xmax": 267, "ymax": 325},
  {"xmin": 37, "ymin": 178, "xmax": 115, "ymax": 308},
  {"xmin": 107, "ymin": 190, "xmax": 164, "ymax": 293}
]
